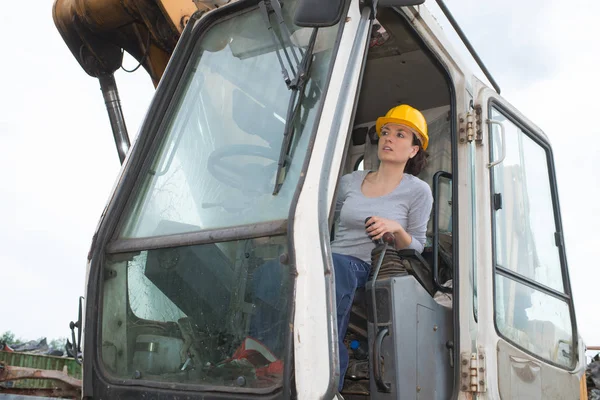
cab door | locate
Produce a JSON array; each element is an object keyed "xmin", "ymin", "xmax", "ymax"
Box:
[{"xmin": 472, "ymin": 81, "xmax": 583, "ymax": 399}]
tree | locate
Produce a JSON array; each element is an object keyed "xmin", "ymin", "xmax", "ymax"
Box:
[
  {"xmin": 49, "ymin": 337, "xmax": 67, "ymax": 350},
  {"xmin": 0, "ymin": 331, "xmax": 22, "ymax": 345}
]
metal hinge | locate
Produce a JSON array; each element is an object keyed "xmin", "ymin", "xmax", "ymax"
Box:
[
  {"xmin": 458, "ymin": 112, "xmax": 472, "ymax": 143},
  {"xmin": 474, "ymin": 105, "xmax": 483, "ymax": 143},
  {"xmin": 460, "ymin": 349, "xmax": 487, "ymax": 393},
  {"xmin": 460, "ymin": 106, "xmax": 484, "ymax": 144}
]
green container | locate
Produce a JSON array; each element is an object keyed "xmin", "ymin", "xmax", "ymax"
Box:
[{"xmin": 0, "ymin": 351, "xmax": 82, "ymax": 389}]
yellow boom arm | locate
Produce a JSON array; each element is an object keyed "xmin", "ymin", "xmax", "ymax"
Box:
[{"xmin": 52, "ymin": 0, "xmax": 227, "ymax": 161}]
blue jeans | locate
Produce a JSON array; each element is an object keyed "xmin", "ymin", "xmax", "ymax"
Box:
[
  {"xmin": 249, "ymin": 259, "xmax": 290, "ymax": 357},
  {"xmin": 332, "ymin": 253, "xmax": 371, "ymax": 391},
  {"xmin": 250, "ymin": 253, "xmax": 371, "ymax": 392}
]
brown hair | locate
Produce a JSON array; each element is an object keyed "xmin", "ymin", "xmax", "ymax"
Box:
[{"xmin": 404, "ymin": 134, "xmax": 428, "ymax": 176}]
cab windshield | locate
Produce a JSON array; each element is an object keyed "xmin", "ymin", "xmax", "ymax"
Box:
[
  {"xmin": 100, "ymin": 0, "xmax": 342, "ymax": 392},
  {"xmin": 120, "ymin": 2, "xmax": 339, "ymax": 238}
]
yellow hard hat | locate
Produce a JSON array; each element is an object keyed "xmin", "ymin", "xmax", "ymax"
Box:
[{"xmin": 375, "ymin": 104, "xmax": 429, "ymax": 150}]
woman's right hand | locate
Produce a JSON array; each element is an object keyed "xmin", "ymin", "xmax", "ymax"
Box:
[
  {"xmin": 365, "ymin": 216, "xmax": 403, "ymax": 241},
  {"xmin": 365, "ymin": 216, "xmax": 413, "ymax": 249}
]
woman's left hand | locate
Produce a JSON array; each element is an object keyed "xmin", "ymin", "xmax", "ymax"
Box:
[{"xmin": 365, "ymin": 216, "xmax": 404, "ymax": 241}]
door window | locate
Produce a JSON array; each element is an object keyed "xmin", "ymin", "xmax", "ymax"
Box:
[{"xmin": 489, "ymin": 105, "xmax": 575, "ymax": 368}]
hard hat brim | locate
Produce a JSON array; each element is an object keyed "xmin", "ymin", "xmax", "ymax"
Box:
[{"xmin": 375, "ymin": 117, "xmax": 429, "ymax": 150}]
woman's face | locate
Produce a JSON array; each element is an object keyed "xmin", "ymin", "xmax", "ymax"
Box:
[{"xmin": 377, "ymin": 123, "xmax": 421, "ymax": 165}]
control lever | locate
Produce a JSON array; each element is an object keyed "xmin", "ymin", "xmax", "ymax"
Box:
[
  {"xmin": 365, "ymin": 216, "xmax": 386, "ymax": 246},
  {"xmin": 365, "ymin": 216, "xmax": 394, "ymax": 393}
]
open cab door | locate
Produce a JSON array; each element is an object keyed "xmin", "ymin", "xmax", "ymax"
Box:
[{"xmin": 470, "ymin": 79, "xmax": 585, "ymax": 399}]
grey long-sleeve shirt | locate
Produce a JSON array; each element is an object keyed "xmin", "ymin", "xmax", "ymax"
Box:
[{"xmin": 330, "ymin": 170, "xmax": 433, "ymax": 263}]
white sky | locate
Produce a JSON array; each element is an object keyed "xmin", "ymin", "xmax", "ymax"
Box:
[{"xmin": 0, "ymin": 0, "xmax": 598, "ymax": 353}]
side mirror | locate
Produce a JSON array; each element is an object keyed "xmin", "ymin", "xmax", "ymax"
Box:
[
  {"xmin": 294, "ymin": 0, "xmax": 345, "ymax": 27},
  {"xmin": 67, "ymin": 296, "xmax": 84, "ymax": 365},
  {"xmin": 294, "ymin": 0, "xmax": 425, "ymax": 27}
]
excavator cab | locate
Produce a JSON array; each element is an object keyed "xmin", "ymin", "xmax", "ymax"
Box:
[{"xmin": 55, "ymin": 0, "xmax": 586, "ymax": 399}]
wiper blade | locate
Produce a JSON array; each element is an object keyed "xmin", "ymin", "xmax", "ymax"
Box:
[
  {"xmin": 272, "ymin": 27, "xmax": 318, "ymax": 195},
  {"xmin": 259, "ymin": 0, "xmax": 303, "ymax": 89},
  {"xmin": 257, "ymin": 0, "xmax": 319, "ymax": 195}
]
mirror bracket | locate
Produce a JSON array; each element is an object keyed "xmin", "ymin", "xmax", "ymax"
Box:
[{"xmin": 67, "ymin": 296, "xmax": 84, "ymax": 365}]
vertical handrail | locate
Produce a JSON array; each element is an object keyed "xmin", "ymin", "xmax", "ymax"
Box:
[{"xmin": 433, "ymin": 171, "xmax": 452, "ymax": 293}]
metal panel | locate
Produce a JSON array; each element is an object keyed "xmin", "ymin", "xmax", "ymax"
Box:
[
  {"xmin": 497, "ymin": 339, "xmax": 580, "ymax": 400},
  {"xmin": 416, "ymin": 304, "xmax": 435, "ymax": 398},
  {"xmin": 368, "ymin": 275, "xmax": 453, "ymax": 399},
  {"xmin": 0, "ymin": 351, "xmax": 81, "ymax": 390}
]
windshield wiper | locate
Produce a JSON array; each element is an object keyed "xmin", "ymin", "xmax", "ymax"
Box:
[
  {"xmin": 259, "ymin": 0, "xmax": 304, "ymax": 90},
  {"xmin": 272, "ymin": 31, "xmax": 317, "ymax": 195},
  {"xmin": 259, "ymin": 1, "xmax": 319, "ymax": 195}
]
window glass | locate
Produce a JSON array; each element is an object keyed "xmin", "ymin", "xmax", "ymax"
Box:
[
  {"xmin": 490, "ymin": 108, "xmax": 563, "ymax": 292},
  {"xmin": 102, "ymin": 235, "xmax": 291, "ymax": 388},
  {"xmin": 119, "ymin": 3, "xmax": 340, "ymax": 238},
  {"xmin": 495, "ymin": 275, "xmax": 573, "ymax": 367},
  {"xmin": 490, "ymin": 106, "xmax": 574, "ymax": 367},
  {"xmin": 128, "ymin": 251, "xmax": 187, "ymax": 322}
]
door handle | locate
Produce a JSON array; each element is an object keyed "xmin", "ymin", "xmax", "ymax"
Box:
[
  {"xmin": 487, "ymin": 119, "xmax": 506, "ymax": 168},
  {"xmin": 373, "ymin": 327, "xmax": 392, "ymax": 393}
]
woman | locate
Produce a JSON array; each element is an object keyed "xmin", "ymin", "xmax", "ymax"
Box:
[{"xmin": 330, "ymin": 104, "xmax": 433, "ymax": 390}]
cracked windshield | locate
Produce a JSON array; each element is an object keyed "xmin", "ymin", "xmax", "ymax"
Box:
[
  {"xmin": 102, "ymin": 0, "xmax": 342, "ymax": 390},
  {"xmin": 103, "ymin": 236, "xmax": 292, "ymax": 388}
]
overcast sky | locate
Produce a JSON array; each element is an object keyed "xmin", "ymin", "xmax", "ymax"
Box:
[{"xmin": 1, "ymin": 0, "xmax": 598, "ymax": 354}]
